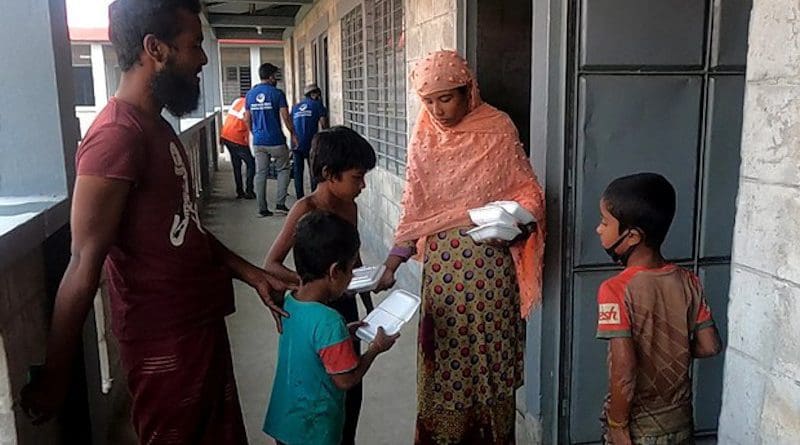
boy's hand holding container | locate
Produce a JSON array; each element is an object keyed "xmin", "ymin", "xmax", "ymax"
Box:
[{"xmin": 369, "ymin": 327, "xmax": 399, "ymax": 354}]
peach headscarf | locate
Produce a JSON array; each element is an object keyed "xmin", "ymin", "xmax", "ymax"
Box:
[{"xmin": 394, "ymin": 50, "xmax": 546, "ymax": 318}]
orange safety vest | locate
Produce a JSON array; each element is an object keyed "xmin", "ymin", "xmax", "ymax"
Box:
[{"xmin": 221, "ymin": 97, "xmax": 249, "ymax": 147}]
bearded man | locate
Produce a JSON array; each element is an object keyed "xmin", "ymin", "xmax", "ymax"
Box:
[{"xmin": 20, "ymin": 1, "xmax": 289, "ymax": 443}]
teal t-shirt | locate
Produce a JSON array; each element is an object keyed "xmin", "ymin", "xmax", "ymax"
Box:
[{"xmin": 263, "ymin": 294, "xmax": 357, "ymax": 445}]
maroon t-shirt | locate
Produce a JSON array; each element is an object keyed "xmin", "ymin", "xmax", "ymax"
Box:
[{"xmin": 76, "ymin": 98, "xmax": 234, "ymax": 341}]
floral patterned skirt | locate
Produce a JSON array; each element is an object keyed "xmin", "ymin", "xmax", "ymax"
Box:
[{"xmin": 415, "ymin": 227, "xmax": 524, "ymax": 445}]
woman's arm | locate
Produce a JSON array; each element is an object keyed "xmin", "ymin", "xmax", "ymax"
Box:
[{"xmin": 374, "ymin": 240, "xmax": 417, "ymax": 292}]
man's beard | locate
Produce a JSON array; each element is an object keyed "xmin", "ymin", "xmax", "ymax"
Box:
[{"xmin": 151, "ymin": 58, "xmax": 200, "ymax": 117}]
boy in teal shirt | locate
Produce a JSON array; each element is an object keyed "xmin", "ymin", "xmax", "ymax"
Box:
[{"xmin": 263, "ymin": 211, "xmax": 398, "ymax": 445}]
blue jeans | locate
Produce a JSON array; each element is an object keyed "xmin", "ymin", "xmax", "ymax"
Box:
[
  {"xmin": 293, "ymin": 150, "xmax": 317, "ymax": 199},
  {"xmin": 223, "ymin": 140, "xmax": 254, "ymax": 195}
]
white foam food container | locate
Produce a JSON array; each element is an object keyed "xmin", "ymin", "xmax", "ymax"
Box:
[
  {"xmin": 356, "ymin": 289, "xmax": 420, "ymax": 342},
  {"xmin": 347, "ymin": 265, "xmax": 386, "ymax": 293},
  {"xmin": 489, "ymin": 201, "xmax": 536, "ymax": 225},
  {"xmin": 466, "ymin": 222, "xmax": 522, "ymax": 243},
  {"xmin": 468, "ymin": 205, "xmax": 518, "ymax": 227}
]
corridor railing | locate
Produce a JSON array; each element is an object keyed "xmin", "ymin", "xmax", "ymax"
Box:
[{"xmin": 179, "ymin": 112, "xmax": 221, "ymax": 210}]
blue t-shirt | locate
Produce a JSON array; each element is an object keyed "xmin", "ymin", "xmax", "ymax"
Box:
[
  {"xmin": 263, "ymin": 294, "xmax": 359, "ymax": 445},
  {"xmin": 245, "ymin": 83, "xmax": 288, "ymax": 146},
  {"xmin": 291, "ymin": 98, "xmax": 328, "ymax": 154}
]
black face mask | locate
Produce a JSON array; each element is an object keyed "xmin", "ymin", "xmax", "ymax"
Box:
[{"xmin": 604, "ymin": 229, "xmax": 638, "ymax": 266}]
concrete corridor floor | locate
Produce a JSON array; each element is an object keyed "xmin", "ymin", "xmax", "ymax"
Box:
[{"xmin": 203, "ymin": 159, "xmax": 418, "ymax": 444}]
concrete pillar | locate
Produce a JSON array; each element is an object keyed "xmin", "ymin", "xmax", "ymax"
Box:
[
  {"xmin": 717, "ymin": 1, "xmax": 800, "ymax": 444},
  {"xmin": 250, "ymin": 46, "xmax": 261, "ymax": 87},
  {"xmin": 90, "ymin": 43, "xmax": 108, "ymax": 110},
  {"xmin": 202, "ymin": 28, "xmax": 222, "ymax": 113},
  {"xmin": 0, "ymin": 0, "xmax": 77, "ymax": 197}
]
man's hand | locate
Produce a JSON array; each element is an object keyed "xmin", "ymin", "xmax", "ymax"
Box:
[
  {"xmin": 250, "ymin": 268, "xmax": 291, "ymax": 333},
  {"xmin": 369, "ymin": 327, "xmax": 400, "ymax": 354},
  {"xmin": 19, "ymin": 367, "xmax": 67, "ymax": 425},
  {"xmin": 291, "ymin": 133, "xmax": 299, "ymax": 148},
  {"xmin": 607, "ymin": 426, "xmax": 632, "ymax": 445}
]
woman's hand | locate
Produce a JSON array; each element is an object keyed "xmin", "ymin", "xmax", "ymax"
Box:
[
  {"xmin": 481, "ymin": 239, "xmax": 512, "ymax": 249},
  {"xmin": 374, "ymin": 267, "xmax": 396, "ymax": 292}
]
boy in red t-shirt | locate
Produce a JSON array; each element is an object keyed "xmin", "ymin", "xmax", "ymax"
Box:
[{"xmin": 595, "ymin": 173, "xmax": 722, "ymax": 445}]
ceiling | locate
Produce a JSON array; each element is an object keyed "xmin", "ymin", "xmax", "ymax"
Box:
[{"xmin": 201, "ymin": 0, "xmax": 313, "ymax": 41}]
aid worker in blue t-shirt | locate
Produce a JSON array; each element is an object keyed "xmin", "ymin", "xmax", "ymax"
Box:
[
  {"xmin": 244, "ymin": 63, "xmax": 297, "ymax": 217},
  {"xmin": 291, "ymin": 83, "xmax": 329, "ymax": 199}
]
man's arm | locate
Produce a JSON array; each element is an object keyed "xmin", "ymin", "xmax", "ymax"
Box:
[
  {"xmin": 20, "ymin": 176, "xmax": 131, "ymax": 424},
  {"xmin": 243, "ymin": 109, "xmax": 252, "ymax": 133},
  {"xmin": 607, "ymin": 337, "xmax": 636, "ymax": 445},
  {"xmin": 319, "ymin": 116, "xmax": 329, "ymax": 130},
  {"xmin": 280, "ymin": 107, "xmax": 298, "ymax": 147},
  {"xmin": 207, "ymin": 233, "xmax": 290, "ymax": 330}
]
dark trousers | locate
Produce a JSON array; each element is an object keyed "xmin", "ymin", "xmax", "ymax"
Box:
[
  {"xmin": 223, "ymin": 140, "xmax": 255, "ymax": 195},
  {"xmin": 328, "ymin": 297, "xmax": 362, "ymax": 445},
  {"xmin": 293, "ymin": 150, "xmax": 317, "ymax": 199}
]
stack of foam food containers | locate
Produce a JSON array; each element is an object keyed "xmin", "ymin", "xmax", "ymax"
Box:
[
  {"xmin": 466, "ymin": 201, "xmax": 535, "ymax": 243},
  {"xmin": 347, "ymin": 265, "xmax": 386, "ymax": 293}
]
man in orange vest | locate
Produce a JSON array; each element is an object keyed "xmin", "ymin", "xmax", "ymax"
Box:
[{"xmin": 221, "ymin": 96, "xmax": 255, "ymax": 199}]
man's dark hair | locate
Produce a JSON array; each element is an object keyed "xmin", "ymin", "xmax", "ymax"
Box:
[
  {"xmin": 602, "ymin": 173, "xmax": 676, "ymax": 249},
  {"xmin": 311, "ymin": 126, "xmax": 377, "ymax": 182},
  {"xmin": 259, "ymin": 63, "xmax": 280, "ymax": 80},
  {"xmin": 109, "ymin": 0, "xmax": 201, "ymax": 72},
  {"xmin": 294, "ymin": 211, "xmax": 361, "ymax": 284}
]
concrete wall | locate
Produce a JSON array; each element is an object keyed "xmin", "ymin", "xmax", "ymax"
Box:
[
  {"xmin": 718, "ymin": 1, "xmax": 800, "ymax": 443},
  {"xmin": 0, "ymin": 248, "xmax": 61, "ymax": 444},
  {"xmin": 219, "ymin": 45, "xmax": 286, "ymax": 106},
  {"xmin": 290, "ymin": 0, "xmax": 458, "ymax": 289},
  {"xmin": 291, "ymin": 0, "xmax": 345, "ymax": 124}
]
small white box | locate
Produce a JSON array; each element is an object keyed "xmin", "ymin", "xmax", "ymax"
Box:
[
  {"xmin": 468, "ymin": 205, "xmax": 518, "ymax": 227},
  {"xmin": 488, "ymin": 201, "xmax": 536, "ymax": 225},
  {"xmin": 466, "ymin": 222, "xmax": 522, "ymax": 243},
  {"xmin": 356, "ymin": 289, "xmax": 420, "ymax": 342},
  {"xmin": 347, "ymin": 265, "xmax": 386, "ymax": 293}
]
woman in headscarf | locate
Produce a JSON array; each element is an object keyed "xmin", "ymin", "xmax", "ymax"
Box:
[{"xmin": 375, "ymin": 50, "xmax": 546, "ymax": 444}]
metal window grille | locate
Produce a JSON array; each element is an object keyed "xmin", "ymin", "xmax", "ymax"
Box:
[
  {"xmin": 297, "ymin": 47, "xmax": 307, "ymax": 96},
  {"xmin": 365, "ymin": 0, "xmax": 407, "ymax": 175},
  {"xmin": 225, "ymin": 66, "xmax": 238, "ymax": 82},
  {"xmin": 341, "ymin": 6, "xmax": 367, "ymax": 137}
]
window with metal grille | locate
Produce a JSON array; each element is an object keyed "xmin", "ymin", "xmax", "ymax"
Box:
[
  {"xmin": 297, "ymin": 47, "xmax": 307, "ymax": 96},
  {"xmin": 341, "ymin": 6, "xmax": 366, "ymax": 137},
  {"xmin": 365, "ymin": 0, "xmax": 407, "ymax": 175},
  {"xmin": 225, "ymin": 66, "xmax": 238, "ymax": 82}
]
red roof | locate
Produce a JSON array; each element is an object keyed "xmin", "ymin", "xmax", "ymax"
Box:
[{"xmin": 69, "ymin": 27, "xmax": 109, "ymax": 42}]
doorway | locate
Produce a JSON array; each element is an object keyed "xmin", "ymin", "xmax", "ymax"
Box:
[{"xmin": 556, "ymin": 1, "xmax": 751, "ymax": 442}]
